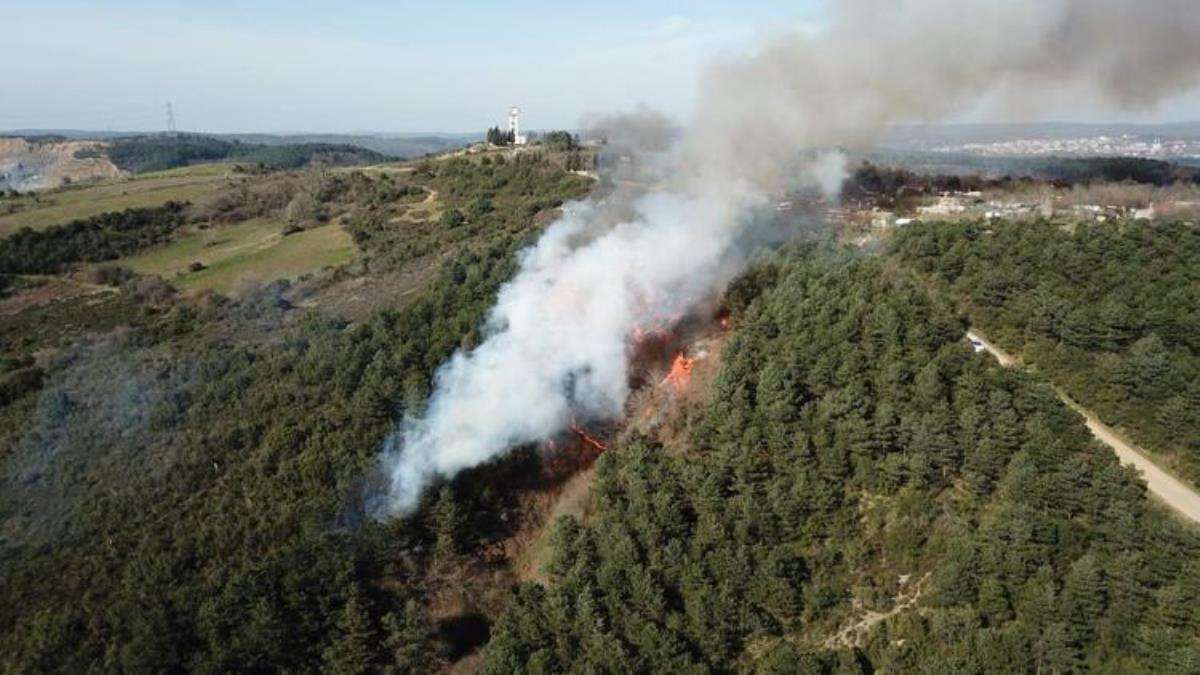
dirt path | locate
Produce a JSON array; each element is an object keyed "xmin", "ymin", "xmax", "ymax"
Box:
[
  {"xmin": 1063, "ymin": 395, "xmax": 1200, "ymax": 524},
  {"xmin": 967, "ymin": 329, "xmax": 1200, "ymax": 525},
  {"xmin": 391, "ymin": 188, "xmax": 440, "ymax": 225},
  {"xmin": 966, "ymin": 330, "xmax": 1017, "ymax": 367},
  {"xmin": 824, "ymin": 572, "xmax": 931, "ymax": 648}
]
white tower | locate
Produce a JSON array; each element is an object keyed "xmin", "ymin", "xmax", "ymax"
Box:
[{"xmin": 508, "ymin": 106, "xmax": 527, "ymax": 145}]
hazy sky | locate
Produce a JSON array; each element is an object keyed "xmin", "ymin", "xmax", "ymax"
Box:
[{"xmin": 2, "ymin": 0, "xmax": 1197, "ymax": 134}]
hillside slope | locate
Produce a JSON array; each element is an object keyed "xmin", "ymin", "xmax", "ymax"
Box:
[
  {"xmin": 892, "ymin": 219, "xmax": 1200, "ymax": 488},
  {"xmin": 484, "ymin": 248, "xmax": 1200, "ymax": 672},
  {"xmin": 0, "ymin": 154, "xmax": 593, "ymax": 671},
  {"xmin": 3, "ymin": 159, "xmax": 1198, "ymax": 672}
]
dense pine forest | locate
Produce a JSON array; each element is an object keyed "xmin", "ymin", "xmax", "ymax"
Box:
[
  {"xmin": 0, "ymin": 157, "xmax": 592, "ymax": 671},
  {"xmin": 483, "ymin": 247, "xmax": 1200, "ymax": 672},
  {"xmin": 102, "ymin": 134, "xmax": 390, "ymax": 174},
  {"xmin": 3, "ymin": 154, "xmax": 1200, "ymax": 672},
  {"xmin": 892, "ymin": 219, "xmax": 1200, "ymax": 485}
]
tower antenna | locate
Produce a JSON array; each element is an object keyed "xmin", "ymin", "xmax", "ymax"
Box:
[{"xmin": 166, "ymin": 101, "xmax": 177, "ymax": 134}]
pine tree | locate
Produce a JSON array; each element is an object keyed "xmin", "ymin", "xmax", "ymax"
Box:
[
  {"xmin": 321, "ymin": 589, "xmax": 374, "ymax": 675},
  {"xmin": 978, "ymin": 577, "xmax": 1012, "ymax": 626},
  {"xmin": 1062, "ymin": 553, "xmax": 1106, "ymax": 647},
  {"xmin": 432, "ymin": 485, "xmax": 466, "ymax": 560},
  {"xmin": 1015, "ymin": 565, "xmax": 1057, "ymax": 628},
  {"xmin": 935, "ymin": 542, "xmax": 978, "ymax": 606},
  {"xmin": 1099, "ymin": 552, "xmax": 1147, "ymax": 652},
  {"xmin": 382, "ymin": 601, "xmax": 435, "ymax": 674},
  {"xmin": 1036, "ymin": 621, "xmax": 1077, "ymax": 674}
]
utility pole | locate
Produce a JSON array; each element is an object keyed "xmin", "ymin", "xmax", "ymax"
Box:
[{"xmin": 166, "ymin": 101, "xmax": 177, "ymax": 134}]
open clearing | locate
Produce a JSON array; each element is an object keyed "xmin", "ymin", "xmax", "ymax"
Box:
[
  {"xmin": 122, "ymin": 218, "xmax": 357, "ymax": 294},
  {"xmin": 0, "ymin": 165, "xmax": 236, "ymax": 237}
]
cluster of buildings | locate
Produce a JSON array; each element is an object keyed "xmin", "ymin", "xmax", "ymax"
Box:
[
  {"xmin": 939, "ymin": 134, "xmax": 1200, "ymax": 160},
  {"xmin": 865, "ymin": 192, "xmax": 1169, "ymax": 229}
]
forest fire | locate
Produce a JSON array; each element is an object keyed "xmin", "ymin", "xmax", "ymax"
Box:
[
  {"xmin": 660, "ymin": 353, "xmax": 695, "ymax": 392},
  {"xmin": 570, "ymin": 418, "xmax": 608, "ymax": 452},
  {"xmin": 630, "ymin": 324, "xmax": 670, "ymax": 345},
  {"xmin": 537, "ymin": 418, "xmax": 609, "ymax": 484}
]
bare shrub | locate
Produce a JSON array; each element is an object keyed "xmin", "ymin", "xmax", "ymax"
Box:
[
  {"xmin": 127, "ymin": 275, "xmax": 175, "ymax": 305},
  {"xmin": 80, "ymin": 265, "xmax": 135, "ymax": 287}
]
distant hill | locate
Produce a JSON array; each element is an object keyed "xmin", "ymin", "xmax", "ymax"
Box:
[
  {"xmin": 3, "ymin": 130, "xmax": 479, "ymax": 162},
  {"xmin": 1, "ymin": 132, "xmax": 401, "ymax": 189},
  {"xmin": 214, "ymin": 133, "xmax": 479, "ymax": 158},
  {"xmin": 100, "ymin": 133, "xmax": 391, "ymax": 174}
]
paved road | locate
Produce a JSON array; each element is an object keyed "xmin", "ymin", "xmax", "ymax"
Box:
[{"xmin": 967, "ymin": 330, "xmax": 1200, "ymax": 525}]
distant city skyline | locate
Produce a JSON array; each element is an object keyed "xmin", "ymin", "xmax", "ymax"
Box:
[{"xmin": 4, "ymin": 0, "xmax": 1199, "ymax": 134}]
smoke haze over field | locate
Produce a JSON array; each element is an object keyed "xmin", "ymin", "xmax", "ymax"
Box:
[{"xmin": 378, "ymin": 0, "xmax": 1200, "ymax": 515}]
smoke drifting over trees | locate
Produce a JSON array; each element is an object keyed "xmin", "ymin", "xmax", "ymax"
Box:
[{"xmin": 377, "ymin": 0, "xmax": 1200, "ymax": 514}]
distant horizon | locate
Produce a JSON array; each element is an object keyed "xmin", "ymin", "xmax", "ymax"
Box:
[{"xmin": 6, "ymin": 119, "xmax": 1200, "ymax": 139}]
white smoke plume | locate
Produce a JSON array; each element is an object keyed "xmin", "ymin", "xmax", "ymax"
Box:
[
  {"xmin": 381, "ymin": 186, "xmax": 760, "ymax": 512},
  {"xmin": 378, "ymin": 0, "xmax": 1200, "ymax": 515}
]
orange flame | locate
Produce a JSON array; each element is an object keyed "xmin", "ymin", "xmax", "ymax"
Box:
[{"xmin": 660, "ymin": 352, "xmax": 695, "ymax": 392}]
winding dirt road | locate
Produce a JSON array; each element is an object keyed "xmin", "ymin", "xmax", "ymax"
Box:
[{"xmin": 967, "ymin": 330, "xmax": 1200, "ymax": 525}]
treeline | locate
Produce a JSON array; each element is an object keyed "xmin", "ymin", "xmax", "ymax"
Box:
[
  {"xmin": 539, "ymin": 131, "xmax": 579, "ymax": 151},
  {"xmin": 486, "ymin": 126, "xmax": 516, "ymax": 146},
  {"xmin": 484, "ymin": 127, "xmax": 580, "ymax": 151},
  {"xmin": 483, "ymin": 247, "xmax": 1200, "ymax": 672},
  {"xmin": 0, "ymin": 157, "xmax": 593, "ymax": 671},
  {"xmin": 842, "ymin": 157, "xmax": 1200, "ymax": 209},
  {"xmin": 104, "ymin": 133, "xmax": 389, "ymax": 173},
  {"xmin": 1028, "ymin": 156, "xmax": 1200, "ymax": 186},
  {"xmin": 0, "ymin": 202, "xmax": 187, "ymax": 274},
  {"xmin": 892, "ymin": 218, "xmax": 1200, "ymax": 484}
]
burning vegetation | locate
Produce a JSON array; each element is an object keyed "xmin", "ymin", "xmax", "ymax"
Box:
[
  {"xmin": 660, "ymin": 352, "xmax": 695, "ymax": 392},
  {"xmin": 568, "ymin": 417, "xmax": 608, "ymax": 453},
  {"xmin": 9, "ymin": 0, "xmax": 1200, "ymax": 671}
]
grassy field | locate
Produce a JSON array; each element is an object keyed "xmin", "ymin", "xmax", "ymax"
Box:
[
  {"xmin": 132, "ymin": 163, "xmax": 237, "ymax": 180},
  {"xmin": 0, "ymin": 165, "xmax": 236, "ymax": 237},
  {"xmin": 121, "ymin": 218, "xmax": 357, "ymax": 294}
]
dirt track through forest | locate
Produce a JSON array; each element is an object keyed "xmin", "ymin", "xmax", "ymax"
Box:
[{"xmin": 967, "ymin": 330, "xmax": 1200, "ymax": 525}]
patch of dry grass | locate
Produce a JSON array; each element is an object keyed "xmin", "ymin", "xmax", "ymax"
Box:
[
  {"xmin": 1, "ymin": 166, "xmax": 238, "ymax": 237},
  {"xmin": 121, "ymin": 218, "xmax": 357, "ymax": 295}
]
